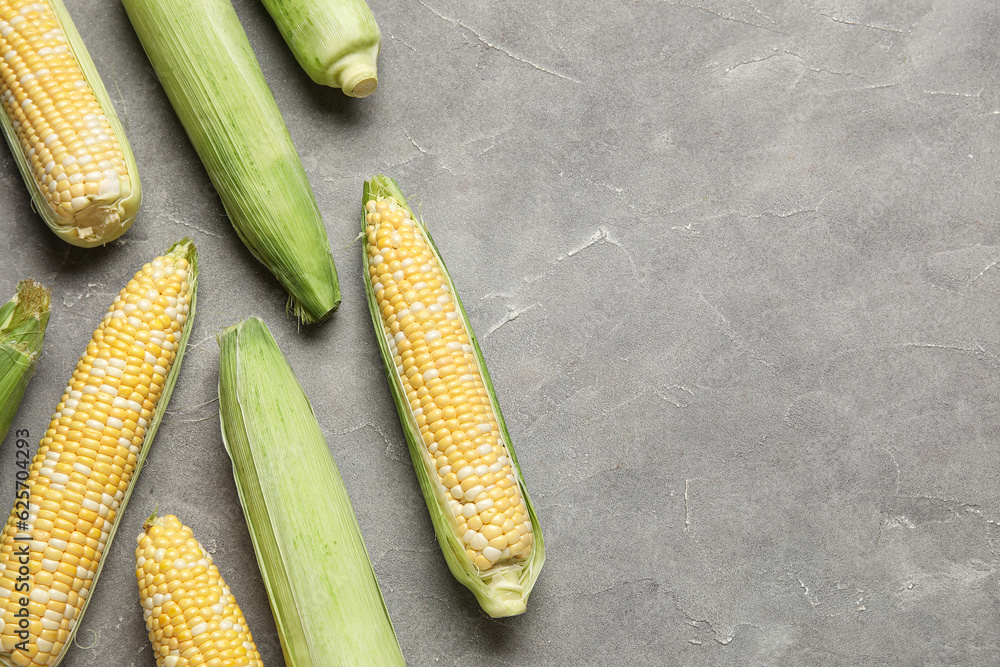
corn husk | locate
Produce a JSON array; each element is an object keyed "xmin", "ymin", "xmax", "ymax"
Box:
[
  {"xmin": 121, "ymin": 0, "xmax": 341, "ymax": 324},
  {"xmin": 0, "ymin": 281, "xmax": 50, "ymax": 443},
  {"xmin": 218, "ymin": 317, "xmax": 405, "ymax": 666},
  {"xmin": 0, "ymin": 0, "xmax": 141, "ymax": 246},
  {"xmin": 361, "ymin": 175, "xmax": 545, "ymax": 617},
  {"xmin": 261, "ymin": 0, "xmax": 381, "ymax": 97}
]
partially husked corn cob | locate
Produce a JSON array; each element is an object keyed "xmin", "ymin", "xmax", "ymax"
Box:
[
  {"xmin": 0, "ymin": 0, "xmax": 141, "ymax": 246},
  {"xmin": 135, "ymin": 514, "xmax": 263, "ymax": 667},
  {"xmin": 218, "ymin": 317, "xmax": 405, "ymax": 666},
  {"xmin": 121, "ymin": 0, "xmax": 340, "ymax": 325},
  {"xmin": 0, "ymin": 240, "xmax": 197, "ymax": 667},
  {"xmin": 361, "ymin": 175, "xmax": 544, "ymax": 617},
  {"xmin": 261, "ymin": 0, "xmax": 381, "ymax": 97},
  {"xmin": 0, "ymin": 280, "xmax": 50, "ymax": 443}
]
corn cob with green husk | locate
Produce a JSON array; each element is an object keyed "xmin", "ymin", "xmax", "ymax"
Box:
[
  {"xmin": 135, "ymin": 514, "xmax": 263, "ymax": 667},
  {"xmin": 0, "ymin": 239, "xmax": 197, "ymax": 667},
  {"xmin": 0, "ymin": 0, "xmax": 141, "ymax": 246},
  {"xmin": 120, "ymin": 0, "xmax": 340, "ymax": 324},
  {"xmin": 261, "ymin": 0, "xmax": 381, "ymax": 97},
  {"xmin": 361, "ymin": 175, "xmax": 544, "ymax": 617},
  {"xmin": 218, "ymin": 317, "xmax": 405, "ymax": 665},
  {"xmin": 0, "ymin": 281, "xmax": 51, "ymax": 443}
]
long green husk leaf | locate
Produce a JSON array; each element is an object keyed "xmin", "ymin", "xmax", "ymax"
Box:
[
  {"xmin": 0, "ymin": 281, "xmax": 51, "ymax": 443},
  {"xmin": 218, "ymin": 317, "xmax": 405, "ymax": 666},
  {"xmin": 361, "ymin": 175, "xmax": 545, "ymax": 617},
  {"xmin": 120, "ymin": 0, "xmax": 341, "ymax": 324},
  {"xmin": 0, "ymin": 0, "xmax": 141, "ymax": 247},
  {"xmin": 261, "ymin": 0, "xmax": 381, "ymax": 97}
]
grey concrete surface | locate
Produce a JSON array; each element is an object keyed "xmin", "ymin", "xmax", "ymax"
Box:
[{"xmin": 1, "ymin": 0, "xmax": 999, "ymax": 665}]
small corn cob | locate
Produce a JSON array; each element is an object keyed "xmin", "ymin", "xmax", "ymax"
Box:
[
  {"xmin": 135, "ymin": 514, "xmax": 263, "ymax": 667},
  {"xmin": 218, "ymin": 317, "xmax": 405, "ymax": 666},
  {"xmin": 121, "ymin": 0, "xmax": 341, "ymax": 324},
  {"xmin": 0, "ymin": 281, "xmax": 50, "ymax": 444},
  {"xmin": 261, "ymin": 0, "xmax": 381, "ymax": 97},
  {"xmin": 0, "ymin": 0, "xmax": 141, "ymax": 246},
  {"xmin": 361, "ymin": 175, "xmax": 544, "ymax": 617},
  {"xmin": 0, "ymin": 240, "xmax": 197, "ymax": 667}
]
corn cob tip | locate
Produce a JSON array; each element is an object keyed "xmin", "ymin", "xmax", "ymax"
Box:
[
  {"xmin": 330, "ymin": 47, "xmax": 379, "ymax": 98},
  {"xmin": 2, "ymin": 280, "xmax": 52, "ymax": 333},
  {"xmin": 135, "ymin": 514, "xmax": 264, "ymax": 666}
]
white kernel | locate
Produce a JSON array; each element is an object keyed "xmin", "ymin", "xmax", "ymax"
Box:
[
  {"xmin": 475, "ymin": 465, "xmax": 489, "ymax": 476},
  {"xmin": 425, "ymin": 330, "xmax": 442, "ymax": 343},
  {"xmin": 464, "ymin": 485, "xmax": 485, "ymax": 501},
  {"xmin": 190, "ymin": 622, "xmax": 208, "ymax": 636},
  {"xmin": 483, "ymin": 546, "xmax": 502, "ymax": 562},
  {"xmin": 456, "ymin": 466, "xmax": 474, "ymax": 482},
  {"xmin": 477, "ymin": 443, "xmax": 493, "ymax": 456},
  {"xmin": 476, "ymin": 498, "xmax": 495, "ymax": 512},
  {"xmin": 462, "ymin": 504, "xmax": 477, "ymax": 519},
  {"xmin": 470, "ymin": 533, "xmax": 488, "ymax": 550},
  {"xmin": 463, "ymin": 530, "xmax": 476, "ymax": 544}
]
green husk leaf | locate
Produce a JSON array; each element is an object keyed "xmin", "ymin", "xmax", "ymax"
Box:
[
  {"xmin": 218, "ymin": 317, "xmax": 405, "ymax": 666},
  {"xmin": 121, "ymin": 0, "xmax": 341, "ymax": 324},
  {"xmin": 0, "ymin": 0, "xmax": 141, "ymax": 247},
  {"xmin": 361, "ymin": 175, "xmax": 545, "ymax": 618},
  {"xmin": 0, "ymin": 281, "xmax": 51, "ymax": 443},
  {"xmin": 260, "ymin": 0, "xmax": 381, "ymax": 97}
]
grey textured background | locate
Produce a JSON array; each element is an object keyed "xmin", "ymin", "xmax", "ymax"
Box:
[{"xmin": 1, "ymin": 0, "xmax": 999, "ymax": 665}]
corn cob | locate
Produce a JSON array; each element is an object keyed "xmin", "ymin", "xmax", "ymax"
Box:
[
  {"xmin": 361, "ymin": 175, "xmax": 544, "ymax": 617},
  {"xmin": 0, "ymin": 0, "xmax": 141, "ymax": 246},
  {"xmin": 135, "ymin": 514, "xmax": 263, "ymax": 667},
  {"xmin": 261, "ymin": 0, "xmax": 381, "ymax": 97},
  {"xmin": 120, "ymin": 0, "xmax": 341, "ymax": 325},
  {"xmin": 0, "ymin": 281, "xmax": 50, "ymax": 444},
  {"xmin": 218, "ymin": 317, "xmax": 405, "ymax": 666},
  {"xmin": 0, "ymin": 239, "xmax": 197, "ymax": 667}
]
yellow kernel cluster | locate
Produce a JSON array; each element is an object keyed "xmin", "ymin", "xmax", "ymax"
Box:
[
  {"xmin": 0, "ymin": 248, "xmax": 192, "ymax": 667},
  {"xmin": 365, "ymin": 198, "xmax": 533, "ymax": 572},
  {"xmin": 135, "ymin": 515, "xmax": 262, "ymax": 667},
  {"xmin": 0, "ymin": 0, "xmax": 131, "ymax": 227}
]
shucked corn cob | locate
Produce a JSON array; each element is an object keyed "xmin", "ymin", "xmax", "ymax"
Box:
[
  {"xmin": 218, "ymin": 317, "xmax": 405, "ymax": 666},
  {"xmin": 361, "ymin": 175, "xmax": 544, "ymax": 617},
  {"xmin": 0, "ymin": 281, "xmax": 50, "ymax": 444},
  {"xmin": 135, "ymin": 514, "xmax": 263, "ymax": 667},
  {"xmin": 121, "ymin": 0, "xmax": 341, "ymax": 324},
  {"xmin": 0, "ymin": 240, "xmax": 197, "ymax": 667},
  {"xmin": 0, "ymin": 0, "xmax": 141, "ymax": 246}
]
